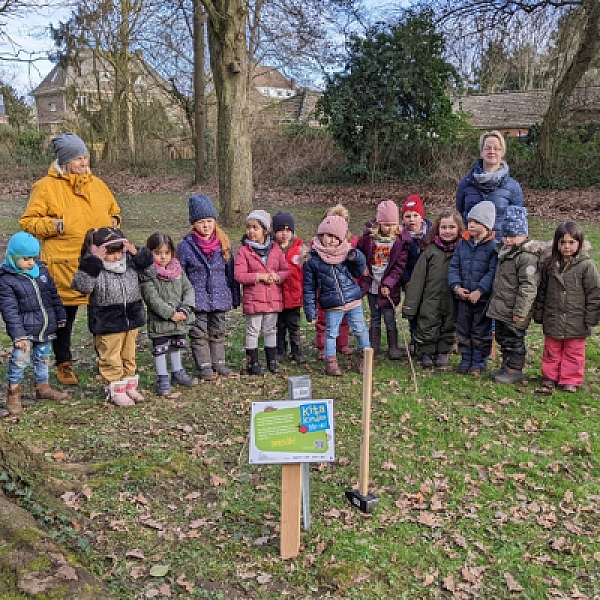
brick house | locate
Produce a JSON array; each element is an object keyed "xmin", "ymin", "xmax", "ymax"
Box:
[{"xmin": 30, "ymin": 51, "xmax": 187, "ymax": 135}]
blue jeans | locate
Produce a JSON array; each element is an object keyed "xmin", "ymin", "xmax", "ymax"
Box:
[
  {"xmin": 7, "ymin": 341, "xmax": 51, "ymax": 385},
  {"xmin": 324, "ymin": 306, "xmax": 370, "ymax": 358}
]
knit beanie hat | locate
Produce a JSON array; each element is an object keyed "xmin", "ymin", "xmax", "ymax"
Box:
[
  {"xmin": 402, "ymin": 195, "xmax": 425, "ymax": 218},
  {"xmin": 467, "ymin": 201, "xmax": 496, "ymax": 231},
  {"xmin": 93, "ymin": 227, "xmax": 126, "ymax": 249},
  {"xmin": 272, "ymin": 212, "xmax": 295, "ymax": 233},
  {"xmin": 3, "ymin": 232, "xmax": 41, "ymax": 277},
  {"xmin": 317, "ymin": 215, "xmax": 348, "ymax": 241},
  {"xmin": 502, "ymin": 206, "xmax": 528, "ymax": 237},
  {"xmin": 247, "ymin": 209, "xmax": 272, "ymax": 231},
  {"xmin": 52, "ymin": 133, "xmax": 89, "ymax": 166},
  {"xmin": 376, "ymin": 200, "xmax": 399, "ymax": 225},
  {"xmin": 189, "ymin": 194, "xmax": 218, "ymax": 224}
]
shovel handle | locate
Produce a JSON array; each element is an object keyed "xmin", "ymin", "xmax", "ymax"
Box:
[{"xmin": 359, "ymin": 347, "xmax": 374, "ymax": 497}]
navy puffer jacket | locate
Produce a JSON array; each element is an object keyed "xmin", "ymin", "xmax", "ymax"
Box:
[
  {"xmin": 447, "ymin": 232, "xmax": 498, "ymax": 301},
  {"xmin": 303, "ymin": 248, "xmax": 366, "ymax": 323},
  {"xmin": 0, "ymin": 263, "xmax": 66, "ymax": 342},
  {"xmin": 456, "ymin": 159, "xmax": 523, "ymax": 236}
]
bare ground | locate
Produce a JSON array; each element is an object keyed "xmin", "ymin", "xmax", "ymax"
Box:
[{"xmin": 2, "ymin": 171, "xmax": 600, "ymax": 222}]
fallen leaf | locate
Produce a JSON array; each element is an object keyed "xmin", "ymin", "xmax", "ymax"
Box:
[
  {"xmin": 504, "ymin": 572, "xmax": 523, "ymax": 592},
  {"xmin": 149, "ymin": 564, "xmax": 170, "ymax": 577}
]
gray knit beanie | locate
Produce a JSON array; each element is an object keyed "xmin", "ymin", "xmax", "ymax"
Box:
[
  {"xmin": 246, "ymin": 210, "xmax": 272, "ymax": 231},
  {"xmin": 467, "ymin": 201, "xmax": 496, "ymax": 231},
  {"xmin": 52, "ymin": 133, "xmax": 89, "ymax": 165}
]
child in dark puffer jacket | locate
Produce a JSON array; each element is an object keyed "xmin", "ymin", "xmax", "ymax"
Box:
[
  {"xmin": 72, "ymin": 227, "xmax": 153, "ymax": 406},
  {"xmin": 303, "ymin": 215, "xmax": 371, "ymax": 376},
  {"xmin": 0, "ymin": 232, "xmax": 69, "ymax": 416}
]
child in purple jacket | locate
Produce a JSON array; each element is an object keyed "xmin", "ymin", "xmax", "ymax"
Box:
[{"xmin": 177, "ymin": 195, "xmax": 240, "ymax": 381}]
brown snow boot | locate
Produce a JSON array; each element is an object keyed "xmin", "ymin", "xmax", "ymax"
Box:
[
  {"xmin": 6, "ymin": 384, "xmax": 23, "ymax": 415},
  {"xmin": 36, "ymin": 383, "xmax": 69, "ymax": 402},
  {"xmin": 369, "ymin": 327, "xmax": 381, "ymax": 355},
  {"xmin": 57, "ymin": 362, "xmax": 78, "ymax": 385},
  {"xmin": 325, "ymin": 355, "xmax": 342, "ymax": 376}
]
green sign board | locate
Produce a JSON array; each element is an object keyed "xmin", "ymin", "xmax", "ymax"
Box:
[{"xmin": 249, "ymin": 400, "xmax": 335, "ymax": 464}]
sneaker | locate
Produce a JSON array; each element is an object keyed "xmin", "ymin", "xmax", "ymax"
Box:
[
  {"xmin": 171, "ymin": 369, "xmax": 198, "ymax": 387},
  {"xmin": 421, "ymin": 354, "xmax": 434, "ymax": 368},
  {"xmin": 560, "ymin": 384, "xmax": 577, "ymax": 393},
  {"xmin": 541, "ymin": 378, "xmax": 557, "ymax": 388},
  {"xmin": 493, "ymin": 368, "xmax": 524, "ymax": 384},
  {"xmin": 157, "ymin": 375, "xmax": 171, "ymax": 396},
  {"xmin": 292, "ymin": 352, "xmax": 306, "ymax": 364}
]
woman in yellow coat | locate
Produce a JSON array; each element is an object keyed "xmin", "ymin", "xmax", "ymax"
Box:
[{"xmin": 20, "ymin": 133, "xmax": 121, "ymax": 384}]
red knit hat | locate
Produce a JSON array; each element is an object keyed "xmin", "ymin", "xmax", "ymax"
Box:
[
  {"xmin": 317, "ymin": 215, "xmax": 348, "ymax": 241},
  {"xmin": 376, "ymin": 200, "xmax": 399, "ymax": 225},
  {"xmin": 401, "ymin": 195, "xmax": 424, "ymax": 218}
]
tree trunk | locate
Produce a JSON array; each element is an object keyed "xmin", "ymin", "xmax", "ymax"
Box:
[
  {"xmin": 205, "ymin": 0, "xmax": 253, "ymax": 227},
  {"xmin": 194, "ymin": 0, "xmax": 207, "ymax": 184},
  {"xmin": 536, "ymin": 0, "xmax": 600, "ymax": 179},
  {"xmin": 0, "ymin": 429, "xmax": 111, "ymax": 599}
]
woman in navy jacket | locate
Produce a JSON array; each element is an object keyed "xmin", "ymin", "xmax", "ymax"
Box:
[{"xmin": 456, "ymin": 130, "xmax": 523, "ymax": 239}]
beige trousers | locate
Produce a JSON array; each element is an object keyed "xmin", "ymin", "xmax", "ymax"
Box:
[{"xmin": 94, "ymin": 329, "xmax": 138, "ymax": 384}]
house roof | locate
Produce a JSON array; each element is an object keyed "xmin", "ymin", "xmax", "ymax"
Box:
[
  {"xmin": 452, "ymin": 86, "xmax": 600, "ymax": 130},
  {"xmin": 31, "ymin": 65, "xmax": 68, "ymax": 96},
  {"xmin": 278, "ymin": 89, "xmax": 322, "ymax": 123},
  {"xmin": 252, "ymin": 66, "xmax": 295, "ymax": 90}
]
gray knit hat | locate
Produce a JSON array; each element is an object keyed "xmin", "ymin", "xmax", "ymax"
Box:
[
  {"xmin": 467, "ymin": 201, "xmax": 496, "ymax": 231},
  {"xmin": 52, "ymin": 133, "xmax": 88, "ymax": 165},
  {"xmin": 502, "ymin": 206, "xmax": 528, "ymax": 237},
  {"xmin": 246, "ymin": 209, "xmax": 271, "ymax": 231},
  {"xmin": 189, "ymin": 194, "xmax": 217, "ymax": 224}
]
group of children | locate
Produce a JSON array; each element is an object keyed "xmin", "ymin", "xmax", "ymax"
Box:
[{"xmin": 1, "ymin": 192, "xmax": 599, "ymax": 415}]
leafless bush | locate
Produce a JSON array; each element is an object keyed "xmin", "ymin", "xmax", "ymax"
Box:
[{"xmin": 252, "ymin": 124, "xmax": 345, "ymax": 186}]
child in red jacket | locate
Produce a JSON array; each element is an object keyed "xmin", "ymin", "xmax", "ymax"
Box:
[
  {"xmin": 234, "ymin": 210, "xmax": 290, "ymax": 375},
  {"xmin": 273, "ymin": 212, "xmax": 307, "ymax": 363}
]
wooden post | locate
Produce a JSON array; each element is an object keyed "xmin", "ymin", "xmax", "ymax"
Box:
[
  {"xmin": 280, "ymin": 463, "xmax": 302, "ymax": 558},
  {"xmin": 359, "ymin": 347, "xmax": 374, "ymax": 498}
]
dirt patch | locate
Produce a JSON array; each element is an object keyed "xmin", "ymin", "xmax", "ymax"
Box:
[{"xmin": 2, "ymin": 172, "xmax": 599, "ymax": 222}]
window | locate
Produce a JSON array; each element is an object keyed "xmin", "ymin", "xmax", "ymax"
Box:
[{"xmin": 49, "ymin": 103, "xmax": 57, "ymax": 112}]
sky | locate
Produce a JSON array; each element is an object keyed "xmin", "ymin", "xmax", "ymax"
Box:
[{"xmin": 1, "ymin": 6, "xmax": 70, "ymax": 97}]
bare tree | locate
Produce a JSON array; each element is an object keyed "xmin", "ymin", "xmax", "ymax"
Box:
[{"xmin": 435, "ymin": 0, "xmax": 600, "ymax": 178}]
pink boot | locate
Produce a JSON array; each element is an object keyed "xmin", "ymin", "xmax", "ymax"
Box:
[
  {"xmin": 124, "ymin": 375, "xmax": 145, "ymax": 402},
  {"xmin": 108, "ymin": 380, "xmax": 135, "ymax": 406}
]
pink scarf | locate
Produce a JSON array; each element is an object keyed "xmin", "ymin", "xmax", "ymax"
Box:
[
  {"xmin": 193, "ymin": 231, "xmax": 221, "ymax": 259},
  {"xmin": 155, "ymin": 257, "xmax": 183, "ymax": 281},
  {"xmin": 311, "ymin": 236, "xmax": 351, "ymax": 265}
]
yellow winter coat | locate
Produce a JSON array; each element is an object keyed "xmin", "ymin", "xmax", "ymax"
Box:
[{"xmin": 20, "ymin": 162, "xmax": 121, "ymax": 306}]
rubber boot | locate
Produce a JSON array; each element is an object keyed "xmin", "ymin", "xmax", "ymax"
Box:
[
  {"xmin": 246, "ymin": 349, "xmax": 264, "ymax": 375},
  {"xmin": 325, "ymin": 355, "xmax": 342, "ymax": 376},
  {"xmin": 387, "ymin": 329, "xmax": 401, "ymax": 360},
  {"xmin": 470, "ymin": 349, "xmax": 486, "ymax": 377},
  {"xmin": 124, "ymin": 375, "xmax": 145, "ymax": 402},
  {"xmin": 36, "ymin": 383, "xmax": 69, "ymax": 401},
  {"xmin": 291, "ymin": 342, "xmax": 306, "ymax": 364},
  {"xmin": 458, "ymin": 351, "xmax": 472, "ymax": 374},
  {"xmin": 108, "ymin": 380, "xmax": 135, "ymax": 406},
  {"xmin": 369, "ymin": 327, "xmax": 381, "ymax": 355},
  {"xmin": 265, "ymin": 347, "xmax": 279, "ymax": 373},
  {"xmin": 57, "ymin": 361, "xmax": 78, "ymax": 385},
  {"xmin": 6, "ymin": 384, "xmax": 23, "ymax": 415},
  {"xmin": 276, "ymin": 339, "xmax": 287, "ymax": 362}
]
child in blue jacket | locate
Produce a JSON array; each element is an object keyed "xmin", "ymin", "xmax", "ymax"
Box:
[
  {"xmin": 447, "ymin": 201, "xmax": 498, "ymax": 375},
  {"xmin": 0, "ymin": 232, "xmax": 69, "ymax": 416},
  {"xmin": 303, "ymin": 215, "xmax": 370, "ymax": 376}
]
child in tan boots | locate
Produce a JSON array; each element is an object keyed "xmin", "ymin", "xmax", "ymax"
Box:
[{"xmin": 0, "ymin": 232, "xmax": 69, "ymax": 416}]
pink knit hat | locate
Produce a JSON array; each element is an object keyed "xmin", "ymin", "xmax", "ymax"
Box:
[
  {"xmin": 402, "ymin": 195, "xmax": 424, "ymax": 218},
  {"xmin": 317, "ymin": 215, "xmax": 348, "ymax": 241},
  {"xmin": 376, "ymin": 200, "xmax": 399, "ymax": 225}
]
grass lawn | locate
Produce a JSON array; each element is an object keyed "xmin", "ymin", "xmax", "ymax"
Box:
[{"xmin": 1, "ymin": 192, "xmax": 599, "ymax": 599}]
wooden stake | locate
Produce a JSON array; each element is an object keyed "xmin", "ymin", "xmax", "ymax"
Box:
[
  {"xmin": 359, "ymin": 348, "xmax": 374, "ymax": 498},
  {"xmin": 280, "ymin": 463, "xmax": 302, "ymax": 558}
]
